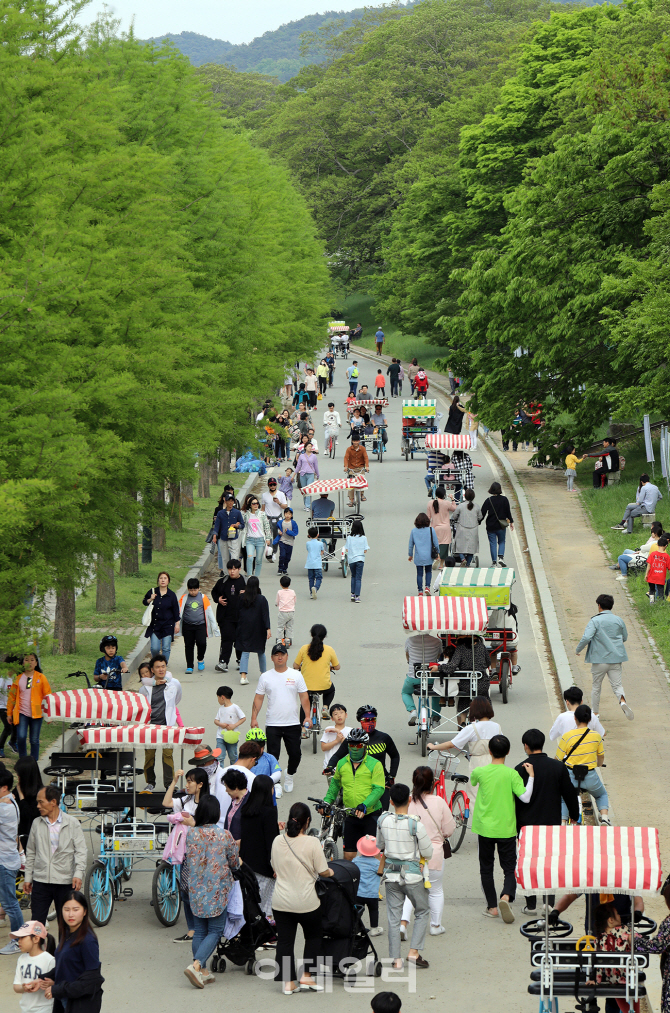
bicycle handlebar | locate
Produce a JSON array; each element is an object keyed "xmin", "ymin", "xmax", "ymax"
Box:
[{"xmin": 66, "ymin": 670, "xmax": 91, "ymax": 687}]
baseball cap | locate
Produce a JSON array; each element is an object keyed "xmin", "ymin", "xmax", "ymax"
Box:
[
  {"xmin": 11, "ymin": 920, "xmax": 47, "ymax": 940},
  {"xmin": 268, "ymin": 478, "xmax": 277, "ymax": 485},
  {"xmin": 271, "ymin": 643, "xmax": 288, "ymax": 656}
]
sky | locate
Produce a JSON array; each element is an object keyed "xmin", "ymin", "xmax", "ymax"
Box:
[{"xmin": 82, "ymin": 1, "xmax": 393, "ymax": 43}]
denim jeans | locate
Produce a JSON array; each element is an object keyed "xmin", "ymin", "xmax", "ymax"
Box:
[
  {"xmin": 391, "ymin": 379, "xmax": 399, "ymax": 396},
  {"xmin": 561, "ymin": 768, "xmax": 609, "ymax": 819},
  {"xmin": 424, "ymin": 473, "xmax": 435, "ymax": 496},
  {"xmin": 239, "ymin": 651, "xmax": 267, "ymax": 676},
  {"xmin": 308, "ymin": 568, "xmax": 323, "ymax": 592},
  {"xmin": 457, "ymin": 553, "xmax": 474, "ymax": 566},
  {"xmin": 298, "ymin": 472, "xmax": 315, "ymax": 508},
  {"xmin": 348, "ymin": 381, "xmax": 358, "ymax": 396},
  {"xmin": 617, "ymin": 551, "xmax": 635, "ymax": 576},
  {"xmin": 192, "ymin": 908, "xmax": 227, "ymax": 968},
  {"xmin": 416, "ymin": 564, "xmax": 432, "ymax": 591},
  {"xmin": 182, "ymin": 891, "xmax": 195, "ymax": 932},
  {"xmin": 349, "ymin": 560, "xmax": 364, "ymax": 597},
  {"xmin": 216, "ymin": 737, "xmax": 238, "ymax": 763},
  {"xmin": 17, "ymin": 714, "xmax": 42, "ymax": 758},
  {"xmin": 487, "ymin": 529, "xmax": 506, "ymax": 564},
  {"xmin": 401, "ymin": 676, "xmax": 441, "ymax": 718},
  {"xmin": 0, "ymin": 862, "xmax": 23, "ymax": 931},
  {"xmin": 245, "ymin": 537, "xmax": 266, "ymax": 577},
  {"xmin": 278, "ymin": 543, "xmax": 293, "ymax": 573},
  {"xmin": 150, "ymin": 633, "xmax": 172, "ymax": 661}
]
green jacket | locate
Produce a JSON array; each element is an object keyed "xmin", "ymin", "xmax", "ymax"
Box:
[{"xmin": 324, "ymin": 754, "xmax": 386, "ymax": 813}]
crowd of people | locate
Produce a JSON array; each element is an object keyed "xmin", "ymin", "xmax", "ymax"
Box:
[{"xmin": 1, "ymin": 349, "xmax": 668, "ymax": 1013}]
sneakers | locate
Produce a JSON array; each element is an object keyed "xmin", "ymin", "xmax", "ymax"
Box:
[
  {"xmin": 429, "ymin": 925, "xmax": 445, "ymax": 936},
  {"xmin": 0, "ymin": 750, "xmax": 4, "ymax": 759},
  {"xmin": 275, "ymin": 783, "xmax": 283, "ymax": 800},
  {"xmin": 173, "ymin": 932, "xmax": 193, "ymax": 943},
  {"xmin": 521, "ymin": 905, "xmax": 537, "ymax": 915},
  {"xmin": 620, "ymin": 699, "xmax": 634, "ymax": 720},
  {"xmin": 351, "ymin": 594, "xmax": 355, "ymax": 602},
  {"xmin": 407, "ymin": 709, "xmax": 418, "ymax": 726},
  {"xmin": 184, "ymin": 964, "xmax": 205, "ymax": 988},
  {"xmin": 610, "ymin": 524, "xmax": 626, "ymax": 530},
  {"xmin": 197, "ymin": 662, "xmax": 205, "ymax": 672},
  {"xmin": 185, "ymin": 667, "xmax": 193, "ymax": 674},
  {"xmin": 201, "ymin": 972, "xmax": 216, "ymax": 984},
  {"xmin": 512, "ymin": 665, "xmax": 521, "ymax": 675},
  {"xmin": 600, "ymin": 815, "xmax": 612, "ymax": 826},
  {"xmin": 240, "ymin": 675, "xmax": 249, "ymax": 686},
  {"xmin": 215, "ymin": 663, "xmax": 228, "ymax": 673},
  {"xmin": 0, "ymin": 940, "xmax": 21, "ymax": 955},
  {"xmin": 311, "ymin": 587, "xmax": 317, "ymax": 599},
  {"xmin": 616, "ymin": 575, "xmax": 627, "ymax": 581},
  {"xmin": 498, "ymin": 557, "xmax": 505, "ymax": 567},
  {"xmin": 368, "ymin": 926, "xmax": 384, "ymax": 937},
  {"xmin": 354, "ymin": 596, "xmax": 361, "ymax": 603},
  {"xmin": 283, "ymin": 775, "xmax": 294, "ymax": 793},
  {"xmin": 144, "ymin": 784, "xmax": 156, "ymax": 792}
]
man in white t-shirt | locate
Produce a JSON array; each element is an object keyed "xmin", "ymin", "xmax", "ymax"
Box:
[
  {"xmin": 402, "ymin": 634, "xmax": 444, "ymax": 726},
  {"xmin": 251, "ymin": 644, "xmax": 310, "ymax": 795},
  {"xmin": 549, "ymin": 685, "xmax": 606, "ymax": 741},
  {"xmin": 320, "ymin": 703, "xmax": 351, "ymax": 769},
  {"xmin": 261, "ymin": 478, "xmax": 288, "ymax": 542}
]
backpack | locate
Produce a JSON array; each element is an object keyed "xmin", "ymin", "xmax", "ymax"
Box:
[{"xmin": 350, "ymin": 367, "xmax": 359, "ymax": 378}]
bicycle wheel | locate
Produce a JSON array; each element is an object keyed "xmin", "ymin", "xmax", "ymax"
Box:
[
  {"xmin": 312, "ymin": 728, "xmax": 319, "ymax": 754},
  {"xmin": 121, "ymin": 855, "xmax": 133, "ymax": 881},
  {"xmin": 152, "ymin": 861, "xmax": 182, "ymax": 926},
  {"xmin": 85, "ymin": 861, "xmax": 114, "ymax": 926},
  {"xmin": 341, "ymin": 552, "xmax": 348, "ymax": 578},
  {"xmin": 420, "ymin": 727, "xmax": 428, "ymax": 757},
  {"xmin": 323, "ymin": 838, "xmax": 341, "ymax": 861},
  {"xmin": 499, "ymin": 658, "xmax": 510, "ymax": 704},
  {"xmin": 449, "ymin": 791, "xmax": 468, "ymax": 853}
]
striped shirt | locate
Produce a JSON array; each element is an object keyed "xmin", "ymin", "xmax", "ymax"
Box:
[{"xmin": 555, "ymin": 727, "xmax": 604, "ymax": 770}]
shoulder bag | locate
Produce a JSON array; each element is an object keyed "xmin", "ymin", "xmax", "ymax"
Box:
[
  {"xmin": 430, "ymin": 527, "xmax": 440, "ymax": 560},
  {"xmin": 141, "ymin": 592, "xmax": 156, "ymax": 627},
  {"xmin": 489, "ymin": 497, "xmax": 509, "ymax": 529},
  {"xmin": 560, "ymin": 728, "xmax": 591, "ymax": 784},
  {"xmin": 283, "ymin": 833, "xmax": 329, "ymax": 898},
  {"xmin": 418, "ymin": 795, "xmax": 452, "ymax": 860}
]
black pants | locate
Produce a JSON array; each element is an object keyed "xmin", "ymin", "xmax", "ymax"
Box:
[
  {"xmin": 183, "ymin": 623, "xmax": 208, "ymax": 668},
  {"xmin": 478, "ymin": 836, "xmax": 517, "ymax": 909},
  {"xmin": 31, "ymin": 881, "xmax": 73, "ymax": 927},
  {"xmin": 278, "ymin": 543, "xmax": 293, "ymax": 573},
  {"xmin": 357, "ymin": 897, "xmax": 379, "ymax": 928},
  {"xmin": 0, "ymin": 708, "xmax": 15, "ymax": 750},
  {"xmin": 318, "ymin": 376, "xmax": 327, "ymax": 395},
  {"xmin": 342, "ymin": 812, "xmax": 380, "ymax": 853},
  {"xmin": 218, "ymin": 620, "xmax": 241, "ymax": 665},
  {"xmin": 524, "ymin": 893, "xmax": 555, "ymax": 911},
  {"xmin": 273, "ymin": 907, "xmax": 323, "ymax": 983},
  {"xmin": 299, "ymin": 684, "xmax": 335, "ymax": 723},
  {"xmin": 593, "ymin": 469, "xmax": 607, "ymax": 489},
  {"xmin": 390, "ymin": 379, "xmax": 398, "ymax": 396},
  {"xmin": 266, "ymin": 724, "xmax": 302, "ymax": 776},
  {"xmin": 308, "ymin": 391, "xmax": 317, "ymax": 408}
]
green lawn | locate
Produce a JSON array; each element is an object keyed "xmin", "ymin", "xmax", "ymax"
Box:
[
  {"xmin": 578, "ymin": 439, "xmax": 670, "ymax": 670},
  {"xmin": 343, "ymin": 290, "xmax": 447, "ymax": 371},
  {"xmin": 4, "ymin": 476, "xmax": 245, "ymax": 768}
]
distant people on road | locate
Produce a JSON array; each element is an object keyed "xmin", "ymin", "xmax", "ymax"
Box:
[
  {"xmin": 375, "ymin": 328, "xmax": 385, "ymax": 356},
  {"xmin": 212, "ymin": 493, "xmax": 244, "ymax": 573},
  {"xmin": 444, "ymin": 395, "xmax": 466, "ymax": 435},
  {"xmin": 575, "ymin": 593, "xmax": 633, "ymax": 721},
  {"xmin": 387, "ymin": 359, "xmax": 401, "ymax": 397},
  {"xmin": 480, "ymin": 482, "xmax": 514, "ymax": 567},
  {"xmin": 564, "ymin": 445, "xmax": 584, "ymax": 492},
  {"xmin": 346, "ymin": 361, "xmax": 360, "ymax": 396}
]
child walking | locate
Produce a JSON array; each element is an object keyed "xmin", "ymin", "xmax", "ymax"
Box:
[
  {"xmin": 213, "ymin": 685, "xmax": 246, "ymax": 764},
  {"xmin": 305, "ymin": 526, "xmax": 325, "ymax": 599},
  {"xmin": 278, "ymin": 467, "xmax": 295, "ymax": 503},
  {"xmin": 276, "ymin": 508, "xmax": 298, "ymax": 574},
  {"xmin": 564, "ymin": 445, "xmax": 584, "ymax": 492},
  {"xmin": 645, "ymin": 534, "xmax": 670, "ymax": 602},
  {"xmin": 178, "ymin": 578, "xmax": 217, "ymax": 673},
  {"xmin": 12, "ymin": 920, "xmax": 55, "ymax": 1012},
  {"xmin": 275, "ymin": 576, "xmax": 296, "ymax": 646},
  {"xmin": 374, "ymin": 369, "xmax": 386, "ymax": 398},
  {"xmin": 345, "ymin": 519, "xmax": 369, "ymax": 603},
  {"xmin": 353, "ymin": 835, "xmax": 385, "ymax": 936}
]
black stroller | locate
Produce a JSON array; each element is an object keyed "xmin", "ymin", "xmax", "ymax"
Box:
[
  {"xmin": 319, "ymin": 859, "xmax": 382, "ymax": 981},
  {"xmin": 211, "ymin": 862, "xmax": 276, "ymax": 974}
]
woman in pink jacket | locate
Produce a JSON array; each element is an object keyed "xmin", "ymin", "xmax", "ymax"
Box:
[
  {"xmin": 400, "ymin": 766, "xmax": 456, "ymax": 938},
  {"xmin": 428, "ymin": 489, "xmax": 457, "ymax": 576}
]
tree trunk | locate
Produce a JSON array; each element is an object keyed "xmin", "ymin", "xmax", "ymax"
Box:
[
  {"xmin": 142, "ymin": 526, "xmax": 152, "ymax": 564},
  {"xmin": 152, "ymin": 488, "xmax": 166, "ymax": 551},
  {"xmin": 198, "ymin": 458, "xmax": 210, "ymax": 499},
  {"xmin": 209, "ymin": 454, "xmax": 219, "ymax": 487},
  {"xmin": 169, "ymin": 481, "xmax": 182, "ymax": 530},
  {"xmin": 119, "ymin": 530, "xmax": 140, "ymax": 576},
  {"xmin": 95, "ymin": 559, "xmax": 116, "ymax": 613},
  {"xmin": 53, "ymin": 580, "xmax": 76, "ymax": 654},
  {"xmin": 220, "ymin": 449, "xmax": 231, "ymax": 475},
  {"xmin": 182, "ymin": 482, "xmax": 194, "ymax": 510}
]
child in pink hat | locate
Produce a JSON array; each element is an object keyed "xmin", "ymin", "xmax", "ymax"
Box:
[
  {"xmin": 354, "ymin": 835, "xmax": 385, "ymax": 936},
  {"xmin": 11, "ymin": 920, "xmax": 55, "ymax": 1012}
]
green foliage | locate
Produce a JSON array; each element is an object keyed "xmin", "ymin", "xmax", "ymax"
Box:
[{"xmin": 0, "ymin": 1, "xmax": 330, "ymax": 652}]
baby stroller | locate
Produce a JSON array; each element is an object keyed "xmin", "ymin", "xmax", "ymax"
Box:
[
  {"xmin": 318, "ymin": 859, "xmax": 382, "ymax": 981},
  {"xmin": 211, "ymin": 862, "xmax": 276, "ymax": 975}
]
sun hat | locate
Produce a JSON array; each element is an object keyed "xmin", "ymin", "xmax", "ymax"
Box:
[
  {"xmin": 11, "ymin": 920, "xmax": 47, "ymax": 940},
  {"xmin": 188, "ymin": 745, "xmax": 222, "ymax": 766},
  {"xmin": 356, "ymin": 835, "xmax": 380, "ymax": 858}
]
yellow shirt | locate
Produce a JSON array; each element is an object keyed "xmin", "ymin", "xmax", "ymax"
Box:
[
  {"xmin": 293, "ymin": 644, "xmax": 339, "ymax": 691},
  {"xmin": 565, "ymin": 453, "xmax": 584, "ymax": 470},
  {"xmin": 555, "ymin": 727, "xmax": 604, "ymax": 770}
]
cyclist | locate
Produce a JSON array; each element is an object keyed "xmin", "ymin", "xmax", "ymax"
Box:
[
  {"xmin": 370, "ymin": 405, "xmax": 388, "ymax": 450},
  {"xmin": 321, "ymin": 729, "xmax": 386, "ymax": 859},
  {"xmin": 324, "ymin": 351, "xmax": 335, "ymax": 386},
  {"xmin": 293, "ymin": 624, "xmax": 340, "ymax": 722},
  {"xmin": 245, "ymin": 727, "xmax": 283, "ymax": 801},
  {"xmin": 326, "ymin": 705, "xmax": 400, "ymax": 810},
  {"xmin": 323, "ymin": 402, "xmax": 341, "ymax": 455}
]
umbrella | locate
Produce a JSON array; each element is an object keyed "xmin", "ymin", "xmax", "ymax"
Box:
[
  {"xmin": 516, "ymin": 825, "xmax": 662, "ymax": 896},
  {"xmin": 75, "ymin": 725, "xmax": 206, "ymax": 747},
  {"xmin": 42, "ymin": 689, "xmax": 151, "ymax": 724},
  {"xmin": 402, "ymin": 595, "xmax": 489, "ymax": 634},
  {"xmin": 299, "ymin": 475, "xmax": 368, "ymax": 496},
  {"xmin": 425, "ymin": 433, "xmax": 474, "ymax": 451}
]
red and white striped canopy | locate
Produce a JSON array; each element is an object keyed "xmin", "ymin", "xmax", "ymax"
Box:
[
  {"xmin": 425, "ymin": 433, "xmax": 473, "ymax": 451},
  {"xmin": 402, "ymin": 595, "xmax": 489, "ymax": 634},
  {"xmin": 300, "ymin": 474, "xmax": 369, "ymax": 496},
  {"xmin": 347, "ymin": 399, "xmax": 389, "ymax": 408},
  {"xmin": 516, "ymin": 825, "xmax": 663, "ymax": 896},
  {"xmin": 42, "ymin": 689, "xmax": 150, "ymax": 724},
  {"xmin": 75, "ymin": 725, "xmax": 205, "ymax": 747}
]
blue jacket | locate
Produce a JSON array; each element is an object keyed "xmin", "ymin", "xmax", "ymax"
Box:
[
  {"xmin": 272, "ymin": 518, "xmax": 299, "ymax": 546},
  {"xmin": 408, "ymin": 526, "xmax": 439, "ymax": 566},
  {"xmin": 576, "ymin": 611, "xmax": 628, "ymax": 664},
  {"xmin": 214, "ymin": 507, "xmax": 244, "ymax": 541}
]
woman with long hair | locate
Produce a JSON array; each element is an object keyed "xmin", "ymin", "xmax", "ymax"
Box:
[
  {"xmin": 345, "ymin": 519, "xmax": 369, "ymax": 602},
  {"xmin": 235, "ymin": 575, "xmax": 271, "ymax": 686},
  {"xmin": 28, "ymin": 891, "xmax": 103, "ymax": 1013},
  {"xmin": 480, "ymin": 481, "xmax": 514, "ymax": 567},
  {"xmin": 293, "ymin": 624, "xmax": 340, "ymax": 720},
  {"xmin": 241, "ymin": 495, "xmax": 272, "ymax": 578},
  {"xmin": 271, "ymin": 802, "xmax": 334, "ymax": 994},
  {"xmin": 408, "ymin": 513, "xmax": 440, "ymax": 595},
  {"xmin": 7, "ymin": 654, "xmax": 51, "ymax": 759},
  {"xmin": 12, "ymin": 755, "xmax": 43, "ymax": 849},
  {"xmin": 398, "ymin": 767, "xmax": 456, "ymax": 940},
  {"xmin": 444, "ymin": 394, "xmax": 467, "ymax": 435},
  {"xmin": 162, "ymin": 767, "xmax": 210, "ymax": 944},
  {"xmin": 451, "ymin": 488, "xmax": 483, "ymax": 566},
  {"xmin": 428, "ymin": 488, "xmax": 457, "ymax": 571},
  {"xmin": 240, "ymin": 774, "xmax": 280, "ymax": 916}
]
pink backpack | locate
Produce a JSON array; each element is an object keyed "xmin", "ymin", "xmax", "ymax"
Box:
[{"xmin": 162, "ymin": 812, "xmax": 188, "ymax": 865}]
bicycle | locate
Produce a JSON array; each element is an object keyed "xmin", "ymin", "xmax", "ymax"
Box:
[
  {"xmin": 325, "ymin": 430, "xmax": 339, "ymax": 459},
  {"xmin": 432, "ymin": 751, "xmax": 471, "ymax": 853},
  {"xmin": 307, "ymin": 797, "xmax": 355, "ymax": 861},
  {"xmin": 371, "ymin": 424, "xmax": 387, "ymax": 463}
]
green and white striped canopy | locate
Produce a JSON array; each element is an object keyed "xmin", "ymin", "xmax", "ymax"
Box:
[{"xmin": 440, "ymin": 567, "xmax": 516, "ymax": 588}]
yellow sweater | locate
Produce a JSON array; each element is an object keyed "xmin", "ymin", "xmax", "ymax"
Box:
[{"xmin": 565, "ymin": 453, "xmax": 584, "ymax": 470}]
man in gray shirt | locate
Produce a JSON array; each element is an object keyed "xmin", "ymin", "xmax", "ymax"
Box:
[
  {"xmin": 576, "ymin": 593, "xmax": 633, "ymax": 721},
  {"xmin": 612, "ymin": 473, "xmax": 663, "ymax": 534}
]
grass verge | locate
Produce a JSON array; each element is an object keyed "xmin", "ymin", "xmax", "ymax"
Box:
[{"xmin": 343, "ymin": 290, "xmax": 446, "ymax": 371}]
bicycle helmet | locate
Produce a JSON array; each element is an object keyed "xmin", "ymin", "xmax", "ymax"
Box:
[
  {"xmin": 347, "ymin": 728, "xmax": 369, "ymax": 745},
  {"xmin": 245, "ymin": 728, "xmax": 267, "ymax": 743},
  {"xmin": 356, "ymin": 704, "xmax": 378, "ymax": 722},
  {"xmin": 99, "ymin": 635, "xmax": 118, "ymax": 652}
]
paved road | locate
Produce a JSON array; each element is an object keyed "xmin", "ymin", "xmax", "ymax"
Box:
[{"xmin": 0, "ymin": 360, "xmax": 560, "ymax": 1010}]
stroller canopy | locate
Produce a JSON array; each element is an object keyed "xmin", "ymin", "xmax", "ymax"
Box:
[
  {"xmin": 402, "ymin": 595, "xmax": 489, "ymax": 634},
  {"xmin": 516, "ymin": 825, "xmax": 663, "ymax": 896},
  {"xmin": 425, "ymin": 433, "xmax": 474, "ymax": 452},
  {"xmin": 42, "ymin": 689, "xmax": 150, "ymax": 724}
]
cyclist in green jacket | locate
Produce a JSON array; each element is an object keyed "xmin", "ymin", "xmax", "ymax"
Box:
[{"xmin": 322, "ymin": 729, "xmax": 386, "ymax": 859}]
